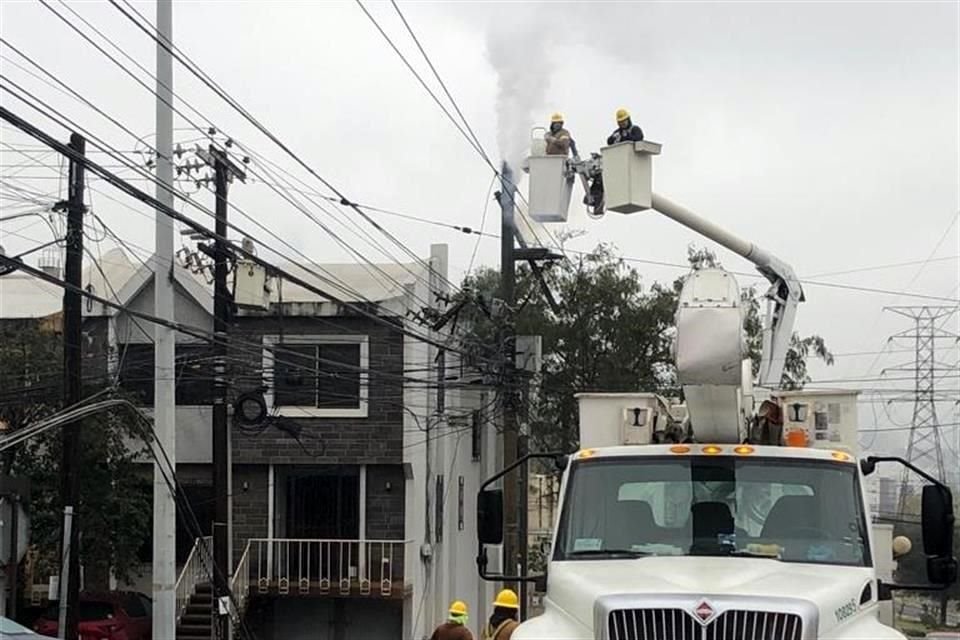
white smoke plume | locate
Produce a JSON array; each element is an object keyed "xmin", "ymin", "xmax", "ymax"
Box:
[{"xmin": 485, "ymin": 17, "xmax": 556, "ymax": 172}]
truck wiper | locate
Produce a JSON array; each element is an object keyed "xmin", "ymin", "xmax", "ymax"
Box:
[
  {"xmin": 724, "ymin": 549, "xmax": 781, "ymax": 560},
  {"xmin": 568, "ymin": 549, "xmax": 652, "ymax": 559}
]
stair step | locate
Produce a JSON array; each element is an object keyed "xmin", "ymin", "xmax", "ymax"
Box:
[
  {"xmin": 180, "ymin": 613, "xmax": 211, "ymax": 624},
  {"xmin": 178, "ymin": 624, "xmax": 212, "ymax": 633}
]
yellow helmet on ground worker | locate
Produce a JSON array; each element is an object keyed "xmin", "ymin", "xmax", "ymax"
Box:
[
  {"xmin": 449, "ymin": 600, "xmax": 468, "ymax": 616},
  {"xmin": 493, "ymin": 588, "xmax": 519, "ymax": 609},
  {"xmin": 615, "ymin": 108, "xmax": 630, "ymax": 123},
  {"xmin": 550, "ymin": 112, "xmax": 564, "ymax": 124}
]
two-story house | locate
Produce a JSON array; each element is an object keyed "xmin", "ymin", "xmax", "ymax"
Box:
[
  {"xmin": 106, "ymin": 242, "xmax": 504, "ymax": 640},
  {"xmin": 3, "ymin": 243, "xmax": 507, "ymax": 640}
]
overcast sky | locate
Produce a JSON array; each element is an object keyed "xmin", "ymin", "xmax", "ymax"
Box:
[{"xmin": 1, "ymin": 1, "xmax": 958, "ymax": 463}]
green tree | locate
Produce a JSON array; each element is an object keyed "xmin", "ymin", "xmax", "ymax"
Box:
[
  {"xmin": 688, "ymin": 246, "xmax": 834, "ymax": 389},
  {"xmin": 0, "ymin": 319, "xmax": 151, "ymax": 589},
  {"xmin": 450, "ymin": 243, "xmax": 834, "ymax": 453}
]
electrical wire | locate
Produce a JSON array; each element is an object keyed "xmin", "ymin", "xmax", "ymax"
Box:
[
  {"xmin": 0, "ymin": 31, "xmax": 425, "ymax": 308},
  {"xmin": 106, "ymin": 0, "xmax": 465, "ymax": 297},
  {"xmin": 0, "ymin": 97, "xmax": 507, "ymax": 372}
]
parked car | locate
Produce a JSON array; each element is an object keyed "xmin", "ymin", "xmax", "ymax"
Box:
[
  {"xmin": 33, "ymin": 592, "xmax": 151, "ymax": 640},
  {"xmin": 0, "ymin": 617, "xmax": 47, "ymax": 639},
  {"xmin": 925, "ymin": 633, "xmax": 960, "ymax": 639}
]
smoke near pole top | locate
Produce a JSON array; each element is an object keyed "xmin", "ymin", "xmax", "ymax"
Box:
[{"xmin": 486, "ymin": 18, "xmax": 556, "ymax": 173}]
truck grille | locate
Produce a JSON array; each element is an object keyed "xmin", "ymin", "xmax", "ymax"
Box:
[{"xmin": 608, "ymin": 608, "xmax": 803, "ymax": 640}]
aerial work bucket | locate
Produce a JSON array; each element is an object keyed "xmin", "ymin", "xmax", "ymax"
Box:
[
  {"xmin": 601, "ymin": 140, "xmax": 662, "ymax": 213},
  {"xmin": 525, "ymin": 128, "xmax": 573, "ymax": 223}
]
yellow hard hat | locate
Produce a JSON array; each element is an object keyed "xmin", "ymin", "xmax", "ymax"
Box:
[
  {"xmin": 615, "ymin": 108, "xmax": 630, "ymax": 122},
  {"xmin": 493, "ymin": 589, "xmax": 519, "ymax": 609},
  {"xmin": 550, "ymin": 112, "xmax": 564, "ymax": 123},
  {"xmin": 449, "ymin": 600, "xmax": 468, "ymax": 616}
]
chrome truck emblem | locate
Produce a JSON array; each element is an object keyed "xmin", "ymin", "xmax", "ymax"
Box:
[{"xmin": 693, "ymin": 599, "xmax": 717, "ymax": 624}]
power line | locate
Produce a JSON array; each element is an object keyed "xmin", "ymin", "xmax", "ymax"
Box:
[
  {"xmin": 2, "ymin": 27, "xmax": 428, "ymax": 308},
  {"xmin": 354, "ymin": 0, "xmax": 490, "ymax": 165},
  {"xmin": 0, "ymin": 87, "xmax": 504, "ymax": 370},
  {"xmin": 106, "ymin": 0, "xmax": 464, "ymax": 297},
  {"xmin": 389, "ymin": 0, "xmax": 489, "ymax": 160}
]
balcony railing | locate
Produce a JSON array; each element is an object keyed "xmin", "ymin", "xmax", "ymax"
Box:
[{"xmin": 232, "ymin": 538, "xmax": 410, "ymax": 606}]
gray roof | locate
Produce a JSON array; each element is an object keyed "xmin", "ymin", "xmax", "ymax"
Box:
[{"xmin": 1, "ymin": 247, "xmax": 434, "ymax": 319}]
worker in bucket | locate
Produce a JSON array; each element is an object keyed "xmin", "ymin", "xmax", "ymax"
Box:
[
  {"xmin": 585, "ymin": 108, "xmax": 646, "ymax": 213},
  {"xmin": 607, "ymin": 107, "xmax": 645, "ymax": 145},
  {"xmin": 544, "ymin": 112, "xmax": 572, "ymax": 156},
  {"xmin": 481, "ymin": 589, "xmax": 520, "ymax": 640},
  {"xmin": 430, "ymin": 600, "xmax": 474, "ymax": 640}
]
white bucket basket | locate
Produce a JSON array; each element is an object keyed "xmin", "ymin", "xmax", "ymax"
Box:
[
  {"xmin": 526, "ymin": 156, "xmax": 573, "ymax": 223},
  {"xmin": 524, "ymin": 127, "xmax": 573, "ymax": 223},
  {"xmin": 601, "ymin": 140, "xmax": 662, "ymax": 213}
]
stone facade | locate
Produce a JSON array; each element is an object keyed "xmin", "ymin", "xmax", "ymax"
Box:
[
  {"xmin": 229, "ymin": 315, "xmax": 404, "ymax": 466},
  {"xmin": 365, "ymin": 465, "xmax": 405, "ymax": 540},
  {"xmin": 232, "ymin": 465, "xmax": 269, "ymax": 566}
]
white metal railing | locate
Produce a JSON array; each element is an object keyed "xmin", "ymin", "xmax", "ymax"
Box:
[
  {"xmin": 175, "ymin": 536, "xmax": 212, "ymax": 622},
  {"xmin": 236, "ymin": 539, "xmax": 410, "ymax": 599},
  {"xmin": 230, "ymin": 539, "xmax": 253, "ymax": 624}
]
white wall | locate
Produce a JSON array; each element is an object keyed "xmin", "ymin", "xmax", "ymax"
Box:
[
  {"xmin": 401, "ymin": 243, "xmax": 503, "ymax": 640},
  {"xmin": 402, "ymin": 245, "xmax": 442, "ymax": 640}
]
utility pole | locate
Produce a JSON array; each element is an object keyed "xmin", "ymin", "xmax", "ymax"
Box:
[
  {"xmin": 498, "ymin": 164, "xmax": 561, "ymax": 618},
  {"xmin": 57, "ymin": 132, "xmax": 85, "ymax": 640},
  {"xmin": 498, "ymin": 162, "xmax": 519, "ymax": 598},
  {"xmin": 204, "ymin": 146, "xmax": 245, "ymax": 640},
  {"xmin": 152, "ymin": 2, "xmax": 177, "ymax": 638}
]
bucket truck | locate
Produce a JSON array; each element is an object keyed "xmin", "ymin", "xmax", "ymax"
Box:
[{"xmin": 475, "ymin": 139, "xmax": 957, "ymax": 639}]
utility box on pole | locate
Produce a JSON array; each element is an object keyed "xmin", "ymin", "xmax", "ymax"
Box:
[{"xmin": 601, "ymin": 141, "xmax": 661, "ymax": 213}]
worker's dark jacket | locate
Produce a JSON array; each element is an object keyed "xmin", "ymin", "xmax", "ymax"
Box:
[
  {"xmin": 607, "ymin": 124, "xmax": 644, "ymax": 145},
  {"xmin": 430, "ymin": 622, "xmax": 474, "ymax": 640}
]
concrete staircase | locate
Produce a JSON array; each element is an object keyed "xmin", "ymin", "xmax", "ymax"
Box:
[{"xmin": 176, "ymin": 582, "xmax": 213, "ymax": 640}]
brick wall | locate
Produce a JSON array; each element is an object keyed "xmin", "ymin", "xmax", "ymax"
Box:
[
  {"xmin": 228, "ymin": 315, "xmax": 404, "ymax": 466},
  {"xmin": 232, "ymin": 465, "xmax": 269, "ymax": 566},
  {"xmin": 365, "ymin": 465, "xmax": 405, "ymax": 540}
]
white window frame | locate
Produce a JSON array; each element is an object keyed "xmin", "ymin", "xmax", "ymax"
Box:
[{"xmin": 263, "ymin": 334, "xmax": 369, "ymax": 418}]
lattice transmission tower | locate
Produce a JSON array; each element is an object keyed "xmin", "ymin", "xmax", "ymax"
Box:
[{"xmin": 884, "ymin": 306, "xmax": 958, "ymax": 517}]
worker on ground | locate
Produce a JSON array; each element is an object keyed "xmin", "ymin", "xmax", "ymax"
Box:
[
  {"xmin": 482, "ymin": 589, "xmax": 520, "ymax": 640},
  {"xmin": 607, "ymin": 107, "xmax": 644, "ymax": 145},
  {"xmin": 544, "ymin": 112, "xmax": 572, "ymax": 156},
  {"xmin": 430, "ymin": 601, "xmax": 474, "ymax": 640}
]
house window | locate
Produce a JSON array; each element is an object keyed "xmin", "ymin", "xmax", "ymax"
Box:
[
  {"xmin": 263, "ymin": 335, "xmax": 369, "ymax": 418},
  {"xmin": 117, "ymin": 343, "xmax": 213, "ymax": 406}
]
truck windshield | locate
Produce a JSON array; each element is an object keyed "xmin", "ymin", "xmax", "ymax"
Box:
[{"xmin": 555, "ymin": 456, "xmax": 871, "ymax": 567}]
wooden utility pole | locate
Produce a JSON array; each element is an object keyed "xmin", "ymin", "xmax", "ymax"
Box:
[
  {"xmin": 58, "ymin": 132, "xmax": 85, "ymax": 640},
  {"xmin": 205, "ymin": 146, "xmax": 245, "ymax": 640},
  {"xmin": 498, "ymin": 163, "xmax": 519, "ymax": 597}
]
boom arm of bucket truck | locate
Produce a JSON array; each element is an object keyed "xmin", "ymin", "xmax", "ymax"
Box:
[
  {"xmin": 536, "ymin": 144, "xmax": 804, "ymax": 389},
  {"xmin": 649, "ymin": 193, "xmax": 805, "ymax": 388}
]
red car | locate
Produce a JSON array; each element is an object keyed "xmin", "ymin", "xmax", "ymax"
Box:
[{"xmin": 34, "ymin": 592, "xmax": 151, "ymax": 640}]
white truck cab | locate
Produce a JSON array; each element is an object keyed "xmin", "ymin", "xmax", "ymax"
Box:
[{"xmin": 476, "ymin": 393, "xmax": 957, "ymax": 640}]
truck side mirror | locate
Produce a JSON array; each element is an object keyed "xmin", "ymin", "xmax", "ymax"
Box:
[
  {"xmin": 477, "ymin": 489, "xmax": 504, "ymax": 545},
  {"xmin": 922, "ymin": 484, "xmax": 958, "ymax": 585}
]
